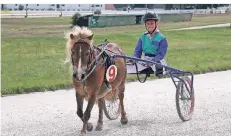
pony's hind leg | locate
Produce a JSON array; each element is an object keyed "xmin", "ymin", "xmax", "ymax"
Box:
[
  {"xmin": 118, "ymin": 81, "xmax": 128, "ymax": 125},
  {"xmin": 81, "ymin": 94, "xmax": 96, "ymax": 135},
  {"xmin": 95, "ymin": 98, "xmax": 104, "ymax": 131},
  {"xmin": 75, "ymin": 91, "xmax": 93, "ymax": 135}
]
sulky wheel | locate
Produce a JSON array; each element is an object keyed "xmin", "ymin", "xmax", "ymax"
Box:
[
  {"xmin": 103, "ymin": 98, "xmax": 121, "ymax": 120},
  {"xmin": 176, "ymin": 76, "xmax": 195, "ymax": 121}
]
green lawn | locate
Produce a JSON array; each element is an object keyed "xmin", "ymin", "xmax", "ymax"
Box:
[{"xmin": 1, "ymin": 14, "xmax": 231, "ymax": 95}]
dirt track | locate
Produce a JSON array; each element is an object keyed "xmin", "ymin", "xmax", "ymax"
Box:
[{"xmin": 1, "ymin": 70, "xmax": 231, "ymax": 136}]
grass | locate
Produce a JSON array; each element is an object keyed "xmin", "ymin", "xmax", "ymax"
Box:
[
  {"xmin": 0, "ymin": 10, "xmax": 11, "ymax": 14},
  {"xmin": 1, "ymin": 14, "xmax": 231, "ymax": 95},
  {"xmin": 160, "ymin": 14, "xmax": 231, "ymax": 30}
]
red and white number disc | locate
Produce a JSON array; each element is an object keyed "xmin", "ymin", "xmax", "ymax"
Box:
[{"xmin": 106, "ymin": 65, "xmax": 117, "ymax": 82}]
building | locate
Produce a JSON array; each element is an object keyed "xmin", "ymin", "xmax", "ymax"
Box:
[
  {"xmin": 1, "ymin": 4, "xmax": 105, "ymax": 11},
  {"xmin": 105, "ymin": 4, "xmax": 115, "ymax": 10}
]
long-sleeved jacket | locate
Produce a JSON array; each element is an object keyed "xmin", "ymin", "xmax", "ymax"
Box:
[{"xmin": 133, "ymin": 31, "xmax": 168, "ymax": 62}]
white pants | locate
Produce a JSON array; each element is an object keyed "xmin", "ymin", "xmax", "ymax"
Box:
[
  {"xmin": 142, "ymin": 56, "xmax": 168, "ymax": 72},
  {"xmin": 126, "ymin": 56, "xmax": 168, "ymax": 74}
]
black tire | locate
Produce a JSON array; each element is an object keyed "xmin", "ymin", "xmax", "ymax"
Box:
[
  {"xmin": 103, "ymin": 98, "xmax": 121, "ymax": 120},
  {"xmin": 176, "ymin": 76, "xmax": 195, "ymax": 121}
]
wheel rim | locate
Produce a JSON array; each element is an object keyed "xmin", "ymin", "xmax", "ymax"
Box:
[
  {"xmin": 104, "ymin": 98, "xmax": 121, "ymax": 120},
  {"xmin": 177, "ymin": 78, "xmax": 194, "ymax": 121}
]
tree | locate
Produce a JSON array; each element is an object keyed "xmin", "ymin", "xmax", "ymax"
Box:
[{"xmin": 18, "ymin": 4, "xmax": 24, "ymax": 10}]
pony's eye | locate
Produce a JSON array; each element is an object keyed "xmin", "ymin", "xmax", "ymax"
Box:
[
  {"xmin": 85, "ymin": 51, "xmax": 90, "ymax": 56},
  {"xmin": 85, "ymin": 52, "xmax": 89, "ymax": 56}
]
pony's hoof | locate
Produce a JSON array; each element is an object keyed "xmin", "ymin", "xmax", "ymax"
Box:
[
  {"xmin": 87, "ymin": 122, "xmax": 93, "ymax": 132},
  {"xmin": 81, "ymin": 131, "xmax": 86, "ymax": 136},
  {"xmin": 120, "ymin": 117, "xmax": 128, "ymax": 125},
  {"xmin": 95, "ymin": 123, "xmax": 103, "ymax": 131}
]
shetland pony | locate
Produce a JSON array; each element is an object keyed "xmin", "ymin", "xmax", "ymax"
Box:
[{"xmin": 65, "ymin": 26, "xmax": 128, "ymax": 136}]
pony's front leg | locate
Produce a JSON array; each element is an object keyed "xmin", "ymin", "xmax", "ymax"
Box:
[
  {"xmin": 95, "ymin": 98, "xmax": 104, "ymax": 131},
  {"xmin": 81, "ymin": 94, "xmax": 96, "ymax": 136},
  {"xmin": 75, "ymin": 91, "xmax": 93, "ymax": 136},
  {"xmin": 76, "ymin": 91, "xmax": 84, "ymax": 121}
]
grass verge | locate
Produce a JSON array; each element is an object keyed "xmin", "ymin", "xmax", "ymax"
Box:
[{"xmin": 1, "ymin": 15, "xmax": 231, "ymax": 95}]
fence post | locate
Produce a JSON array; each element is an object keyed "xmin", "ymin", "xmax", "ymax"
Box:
[
  {"xmin": 25, "ymin": 4, "xmax": 28, "ymax": 18},
  {"xmin": 59, "ymin": 5, "xmax": 62, "ymax": 17}
]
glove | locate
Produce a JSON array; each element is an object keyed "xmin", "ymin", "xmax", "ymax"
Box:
[
  {"xmin": 146, "ymin": 58, "xmax": 157, "ymax": 67},
  {"xmin": 127, "ymin": 59, "xmax": 136, "ymax": 65}
]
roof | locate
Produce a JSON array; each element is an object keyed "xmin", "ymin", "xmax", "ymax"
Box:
[{"xmin": 105, "ymin": 4, "xmax": 115, "ymax": 10}]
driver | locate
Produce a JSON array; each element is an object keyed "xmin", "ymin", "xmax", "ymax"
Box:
[{"xmin": 131, "ymin": 12, "xmax": 168, "ymax": 77}]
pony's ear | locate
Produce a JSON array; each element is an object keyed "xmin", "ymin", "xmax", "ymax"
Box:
[
  {"xmin": 87, "ymin": 34, "xmax": 94, "ymax": 40},
  {"xmin": 70, "ymin": 33, "xmax": 74, "ymax": 39}
]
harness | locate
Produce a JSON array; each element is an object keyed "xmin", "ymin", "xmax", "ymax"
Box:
[{"xmin": 98, "ymin": 40, "xmax": 115, "ymax": 83}]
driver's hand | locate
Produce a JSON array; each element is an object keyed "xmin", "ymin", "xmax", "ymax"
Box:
[{"xmin": 127, "ymin": 59, "xmax": 136, "ymax": 64}]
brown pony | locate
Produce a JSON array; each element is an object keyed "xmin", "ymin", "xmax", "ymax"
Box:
[{"xmin": 65, "ymin": 26, "xmax": 128, "ymax": 136}]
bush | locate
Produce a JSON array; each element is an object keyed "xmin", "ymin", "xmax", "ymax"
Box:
[
  {"xmin": 71, "ymin": 12, "xmax": 81, "ymax": 27},
  {"xmin": 94, "ymin": 10, "xmax": 101, "ymax": 14},
  {"xmin": 18, "ymin": 4, "xmax": 24, "ymax": 10}
]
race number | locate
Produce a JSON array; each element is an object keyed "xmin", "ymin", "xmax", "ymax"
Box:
[{"xmin": 106, "ymin": 65, "xmax": 117, "ymax": 82}]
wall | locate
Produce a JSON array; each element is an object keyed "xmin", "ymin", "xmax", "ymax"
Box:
[
  {"xmin": 89, "ymin": 15, "xmax": 138, "ymax": 27},
  {"xmin": 87, "ymin": 13, "xmax": 193, "ymax": 28}
]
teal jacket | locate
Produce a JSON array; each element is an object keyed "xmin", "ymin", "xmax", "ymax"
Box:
[{"xmin": 133, "ymin": 31, "xmax": 168, "ymax": 61}]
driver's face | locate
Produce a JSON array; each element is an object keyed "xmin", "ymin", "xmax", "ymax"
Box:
[{"xmin": 145, "ymin": 20, "xmax": 156, "ymax": 32}]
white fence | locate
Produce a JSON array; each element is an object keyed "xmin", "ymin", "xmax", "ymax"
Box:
[{"xmin": 1, "ymin": 8, "xmax": 230, "ymax": 18}]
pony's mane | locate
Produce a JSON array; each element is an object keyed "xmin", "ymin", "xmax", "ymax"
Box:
[{"xmin": 65, "ymin": 26, "xmax": 93, "ymax": 61}]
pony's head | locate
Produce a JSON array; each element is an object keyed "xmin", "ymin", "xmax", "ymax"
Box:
[{"xmin": 65, "ymin": 26, "xmax": 94, "ymax": 80}]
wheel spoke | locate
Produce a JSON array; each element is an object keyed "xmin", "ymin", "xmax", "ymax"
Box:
[
  {"xmin": 176, "ymin": 76, "xmax": 195, "ymax": 121},
  {"xmin": 104, "ymin": 98, "xmax": 120, "ymax": 120}
]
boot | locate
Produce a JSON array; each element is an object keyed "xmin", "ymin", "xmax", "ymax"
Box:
[
  {"xmin": 156, "ymin": 71, "xmax": 163, "ymax": 78},
  {"xmin": 155, "ymin": 62, "xmax": 163, "ymax": 78}
]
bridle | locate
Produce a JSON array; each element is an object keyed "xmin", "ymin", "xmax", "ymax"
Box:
[
  {"xmin": 71, "ymin": 39, "xmax": 107, "ymax": 82},
  {"xmin": 71, "ymin": 39, "xmax": 96, "ymax": 81},
  {"xmin": 71, "ymin": 39, "xmax": 109, "ymax": 95}
]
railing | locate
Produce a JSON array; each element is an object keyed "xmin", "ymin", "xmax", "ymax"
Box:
[{"xmin": 1, "ymin": 8, "xmax": 230, "ymax": 18}]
